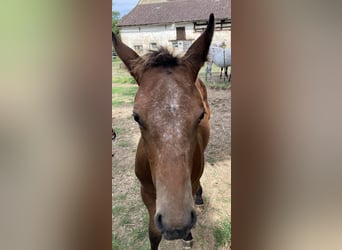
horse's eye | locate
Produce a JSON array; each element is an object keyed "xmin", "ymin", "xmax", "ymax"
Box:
[
  {"xmin": 133, "ymin": 112, "xmax": 143, "ymax": 127},
  {"xmin": 133, "ymin": 113, "xmax": 140, "ymax": 122},
  {"xmin": 198, "ymin": 111, "xmax": 205, "ymax": 124}
]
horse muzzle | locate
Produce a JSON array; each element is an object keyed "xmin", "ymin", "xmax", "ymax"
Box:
[{"xmin": 154, "ymin": 209, "xmax": 197, "ymax": 240}]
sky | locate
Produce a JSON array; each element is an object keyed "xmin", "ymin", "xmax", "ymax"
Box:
[{"xmin": 113, "ymin": 0, "xmax": 140, "ymax": 18}]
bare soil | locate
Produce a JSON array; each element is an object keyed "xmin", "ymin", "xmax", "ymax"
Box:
[{"xmin": 112, "ymin": 87, "xmax": 231, "ymax": 249}]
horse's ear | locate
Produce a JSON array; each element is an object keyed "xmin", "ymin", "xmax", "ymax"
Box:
[
  {"xmin": 183, "ymin": 13, "xmax": 215, "ymax": 81},
  {"xmin": 112, "ymin": 32, "xmax": 141, "ymax": 82}
]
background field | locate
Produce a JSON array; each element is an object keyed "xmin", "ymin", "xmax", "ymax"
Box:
[{"xmin": 112, "ymin": 57, "xmax": 231, "ymax": 249}]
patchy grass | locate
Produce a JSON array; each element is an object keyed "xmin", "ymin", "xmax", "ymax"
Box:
[
  {"xmin": 112, "ymin": 127, "xmax": 126, "ymax": 136},
  {"xmin": 112, "ymin": 57, "xmax": 131, "ymax": 80},
  {"xmin": 131, "ymin": 212, "xmax": 149, "ymax": 242},
  {"xmin": 112, "ymin": 86, "xmax": 138, "ymax": 96},
  {"xmin": 119, "ymin": 214, "xmax": 132, "ymax": 226},
  {"xmin": 112, "ymin": 85, "xmax": 138, "ymax": 107},
  {"xmin": 214, "ymin": 219, "xmax": 231, "ymax": 249},
  {"xmin": 112, "ymin": 76, "xmax": 136, "ymax": 84},
  {"xmin": 112, "ymin": 99, "xmax": 124, "ymax": 106},
  {"xmin": 112, "ymin": 188, "xmax": 150, "ymax": 249},
  {"xmin": 112, "ymin": 233, "xmax": 124, "ymax": 250},
  {"xmin": 112, "ymin": 57, "xmax": 122, "ymax": 66},
  {"xmin": 112, "ymin": 205, "xmax": 126, "ymax": 215},
  {"xmin": 207, "ymin": 155, "xmax": 217, "ymax": 165},
  {"xmin": 117, "ymin": 141, "xmax": 130, "ymax": 148},
  {"xmin": 205, "ymin": 80, "xmax": 231, "ymax": 90}
]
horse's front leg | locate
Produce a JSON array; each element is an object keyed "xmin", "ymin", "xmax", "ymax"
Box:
[
  {"xmin": 224, "ymin": 66, "xmax": 229, "ymax": 81},
  {"xmin": 182, "ymin": 231, "xmax": 194, "ymax": 249},
  {"xmin": 228, "ymin": 66, "xmax": 232, "ymax": 82},
  {"xmin": 194, "ymin": 184, "xmax": 204, "ymax": 207},
  {"xmin": 141, "ymin": 187, "xmax": 161, "ymax": 250}
]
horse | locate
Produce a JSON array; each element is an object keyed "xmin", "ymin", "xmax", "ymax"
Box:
[
  {"xmin": 112, "ymin": 128, "xmax": 116, "ymax": 140},
  {"xmin": 208, "ymin": 46, "xmax": 231, "ymax": 82},
  {"xmin": 112, "ymin": 128, "xmax": 116, "ymax": 157},
  {"xmin": 112, "ymin": 13, "xmax": 214, "ymax": 250}
]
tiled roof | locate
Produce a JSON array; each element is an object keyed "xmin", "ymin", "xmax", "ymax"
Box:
[{"xmin": 118, "ymin": 0, "xmax": 230, "ymax": 27}]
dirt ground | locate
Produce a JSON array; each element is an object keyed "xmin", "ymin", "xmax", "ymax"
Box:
[{"xmin": 112, "ymin": 86, "xmax": 231, "ymax": 249}]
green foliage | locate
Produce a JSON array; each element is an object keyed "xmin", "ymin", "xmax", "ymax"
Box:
[{"xmin": 112, "ymin": 10, "xmax": 120, "ymax": 36}]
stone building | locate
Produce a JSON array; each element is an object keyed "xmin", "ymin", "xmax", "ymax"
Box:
[{"xmin": 117, "ymin": 0, "xmax": 231, "ymax": 55}]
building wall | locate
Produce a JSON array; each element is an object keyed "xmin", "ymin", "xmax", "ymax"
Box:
[{"xmin": 119, "ymin": 22, "xmax": 230, "ymax": 55}]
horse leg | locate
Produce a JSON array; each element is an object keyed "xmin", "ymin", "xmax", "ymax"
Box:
[
  {"xmin": 225, "ymin": 66, "xmax": 229, "ymax": 81},
  {"xmin": 182, "ymin": 231, "xmax": 194, "ymax": 249},
  {"xmin": 220, "ymin": 67, "xmax": 223, "ymax": 79},
  {"xmin": 141, "ymin": 187, "xmax": 161, "ymax": 250},
  {"xmin": 181, "ymin": 184, "xmax": 204, "ymax": 249},
  {"xmin": 194, "ymin": 184, "xmax": 204, "ymax": 206},
  {"xmin": 227, "ymin": 66, "xmax": 231, "ymax": 82}
]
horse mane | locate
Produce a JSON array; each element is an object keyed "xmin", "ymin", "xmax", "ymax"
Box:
[{"xmin": 131, "ymin": 47, "xmax": 180, "ymax": 75}]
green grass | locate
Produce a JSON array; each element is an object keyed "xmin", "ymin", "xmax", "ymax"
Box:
[
  {"xmin": 112, "ymin": 127, "xmax": 126, "ymax": 136},
  {"xmin": 204, "ymin": 80, "xmax": 231, "ymax": 90},
  {"xmin": 203, "ymin": 195, "xmax": 210, "ymax": 206},
  {"xmin": 132, "ymin": 226, "xmax": 148, "ymax": 241},
  {"xmin": 207, "ymin": 155, "xmax": 217, "ymax": 165},
  {"xmin": 214, "ymin": 219, "xmax": 231, "ymax": 248},
  {"xmin": 117, "ymin": 141, "xmax": 130, "ymax": 148},
  {"xmin": 112, "ymin": 99, "xmax": 124, "ymax": 106},
  {"xmin": 112, "ymin": 233, "xmax": 124, "ymax": 250},
  {"xmin": 112, "ymin": 196, "xmax": 150, "ymax": 250},
  {"xmin": 112, "ymin": 57, "xmax": 132, "ymax": 81},
  {"xmin": 120, "ymin": 215, "xmax": 132, "ymax": 226},
  {"xmin": 112, "ymin": 205, "xmax": 126, "ymax": 215},
  {"xmin": 131, "ymin": 212, "xmax": 149, "ymax": 245},
  {"xmin": 115, "ymin": 194, "xmax": 127, "ymax": 201},
  {"xmin": 112, "ymin": 85, "xmax": 138, "ymax": 107},
  {"xmin": 112, "ymin": 76, "xmax": 136, "ymax": 84},
  {"xmin": 112, "ymin": 86, "xmax": 138, "ymax": 96}
]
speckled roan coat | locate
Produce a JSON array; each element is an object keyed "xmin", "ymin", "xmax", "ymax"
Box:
[{"xmin": 112, "ymin": 14, "xmax": 214, "ymax": 250}]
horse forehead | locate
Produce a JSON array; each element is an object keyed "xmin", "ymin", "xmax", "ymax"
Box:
[
  {"xmin": 137, "ymin": 77, "xmax": 194, "ymax": 108},
  {"xmin": 150, "ymin": 87, "xmax": 192, "ymax": 116}
]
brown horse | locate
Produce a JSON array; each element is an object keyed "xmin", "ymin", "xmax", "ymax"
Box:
[{"xmin": 112, "ymin": 13, "xmax": 214, "ymax": 249}]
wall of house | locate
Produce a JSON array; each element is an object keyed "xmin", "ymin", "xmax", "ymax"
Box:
[{"xmin": 119, "ymin": 22, "xmax": 231, "ymax": 55}]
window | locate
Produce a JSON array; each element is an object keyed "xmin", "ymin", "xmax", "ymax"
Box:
[
  {"xmin": 194, "ymin": 19, "xmax": 231, "ymax": 32},
  {"xmin": 150, "ymin": 42, "xmax": 157, "ymax": 49},
  {"xmin": 133, "ymin": 45, "xmax": 143, "ymax": 53},
  {"xmin": 171, "ymin": 41, "xmax": 178, "ymax": 48},
  {"xmin": 176, "ymin": 27, "xmax": 186, "ymax": 40}
]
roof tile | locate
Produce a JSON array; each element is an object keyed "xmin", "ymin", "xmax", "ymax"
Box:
[{"xmin": 118, "ymin": 0, "xmax": 230, "ymax": 26}]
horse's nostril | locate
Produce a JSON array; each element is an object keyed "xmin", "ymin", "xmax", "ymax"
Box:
[
  {"xmin": 155, "ymin": 213, "xmax": 163, "ymax": 230},
  {"xmin": 190, "ymin": 210, "xmax": 197, "ymax": 226}
]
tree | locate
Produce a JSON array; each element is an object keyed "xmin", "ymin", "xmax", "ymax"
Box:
[{"xmin": 112, "ymin": 10, "xmax": 120, "ymax": 36}]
